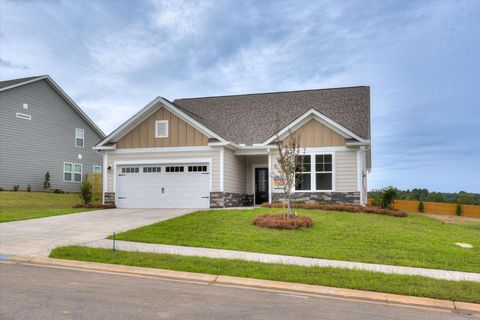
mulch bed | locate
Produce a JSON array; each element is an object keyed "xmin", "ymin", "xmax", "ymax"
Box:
[
  {"xmin": 253, "ymin": 214, "xmax": 314, "ymax": 230},
  {"xmin": 261, "ymin": 202, "xmax": 407, "ymax": 217},
  {"xmin": 72, "ymin": 203, "xmax": 116, "ymax": 209}
]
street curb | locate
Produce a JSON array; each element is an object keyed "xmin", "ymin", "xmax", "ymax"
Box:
[{"xmin": 7, "ymin": 255, "xmax": 480, "ymax": 315}]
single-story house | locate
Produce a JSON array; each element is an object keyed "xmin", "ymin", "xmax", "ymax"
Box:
[{"xmin": 94, "ymin": 87, "xmax": 371, "ymax": 208}]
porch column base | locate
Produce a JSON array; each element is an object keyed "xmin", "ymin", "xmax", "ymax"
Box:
[{"xmin": 210, "ymin": 192, "xmax": 254, "ymax": 208}]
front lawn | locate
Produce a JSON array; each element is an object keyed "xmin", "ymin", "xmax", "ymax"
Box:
[
  {"xmin": 113, "ymin": 208, "xmax": 480, "ymax": 273},
  {"xmin": 50, "ymin": 246, "xmax": 480, "ymax": 303},
  {"xmin": 0, "ymin": 191, "xmax": 100, "ymax": 222}
]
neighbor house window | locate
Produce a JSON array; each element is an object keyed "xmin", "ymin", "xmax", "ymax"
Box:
[
  {"xmin": 155, "ymin": 120, "xmax": 169, "ymax": 138},
  {"xmin": 75, "ymin": 128, "xmax": 84, "ymax": 147},
  {"xmin": 64, "ymin": 163, "xmax": 73, "ymax": 182},
  {"xmin": 315, "ymin": 154, "xmax": 333, "ymax": 190},
  {"xmin": 295, "ymin": 155, "xmax": 311, "ymax": 191},
  {"xmin": 74, "ymin": 164, "xmax": 82, "ymax": 182},
  {"xmin": 93, "ymin": 166, "xmax": 102, "ymax": 174}
]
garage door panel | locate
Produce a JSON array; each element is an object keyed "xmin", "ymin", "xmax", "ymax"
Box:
[{"xmin": 116, "ymin": 163, "xmax": 210, "ymax": 209}]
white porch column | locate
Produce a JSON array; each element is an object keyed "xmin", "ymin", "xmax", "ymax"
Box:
[
  {"xmin": 102, "ymin": 151, "xmax": 108, "ymax": 204},
  {"xmin": 268, "ymin": 148, "xmax": 272, "ymax": 203},
  {"xmin": 219, "ymin": 147, "xmax": 224, "ymax": 192}
]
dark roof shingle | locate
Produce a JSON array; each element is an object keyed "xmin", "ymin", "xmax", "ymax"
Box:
[{"xmin": 173, "ymin": 86, "xmax": 370, "ymax": 145}]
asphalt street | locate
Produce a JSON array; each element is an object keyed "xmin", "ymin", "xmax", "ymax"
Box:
[{"xmin": 0, "ymin": 262, "xmax": 476, "ymax": 320}]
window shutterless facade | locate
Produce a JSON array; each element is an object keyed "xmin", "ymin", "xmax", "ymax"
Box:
[
  {"xmin": 93, "ymin": 165, "xmax": 102, "ymax": 174},
  {"xmin": 64, "ymin": 163, "xmax": 82, "ymax": 182},
  {"xmin": 75, "ymin": 128, "xmax": 84, "ymax": 147},
  {"xmin": 294, "ymin": 153, "xmax": 334, "ymax": 192}
]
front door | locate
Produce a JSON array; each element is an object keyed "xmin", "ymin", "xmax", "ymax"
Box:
[{"xmin": 255, "ymin": 167, "xmax": 269, "ymax": 205}]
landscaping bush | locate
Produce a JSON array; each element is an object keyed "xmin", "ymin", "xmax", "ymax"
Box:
[
  {"xmin": 53, "ymin": 189, "xmax": 64, "ymax": 194},
  {"xmin": 418, "ymin": 200, "xmax": 424, "ymax": 213},
  {"xmin": 43, "ymin": 171, "xmax": 51, "ymax": 191},
  {"xmin": 379, "ymin": 186, "xmax": 397, "ymax": 209},
  {"xmin": 27, "ymin": 184, "xmax": 32, "ymax": 192},
  {"xmin": 253, "ymin": 214, "xmax": 313, "ymax": 230},
  {"xmin": 80, "ymin": 181, "xmax": 93, "ymax": 204},
  {"xmin": 73, "ymin": 203, "xmax": 116, "ymax": 209},
  {"xmin": 12, "ymin": 185, "xmax": 19, "ymax": 191},
  {"xmin": 456, "ymin": 202, "xmax": 462, "ymax": 216}
]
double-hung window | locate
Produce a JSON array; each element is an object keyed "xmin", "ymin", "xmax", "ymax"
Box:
[
  {"xmin": 75, "ymin": 128, "xmax": 84, "ymax": 147},
  {"xmin": 294, "ymin": 154, "xmax": 334, "ymax": 191},
  {"xmin": 93, "ymin": 166, "xmax": 102, "ymax": 174},
  {"xmin": 74, "ymin": 164, "xmax": 82, "ymax": 182},
  {"xmin": 315, "ymin": 154, "xmax": 333, "ymax": 190},
  {"xmin": 64, "ymin": 163, "xmax": 73, "ymax": 182},
  {"xmin": 295, "ymin": 155, "xmax": 311, "ymax": 191}
]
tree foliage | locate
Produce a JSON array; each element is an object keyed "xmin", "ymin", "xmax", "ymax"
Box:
[{"xmin": 369, "ymin": 188, "xmax": 480, "ymax": 205}]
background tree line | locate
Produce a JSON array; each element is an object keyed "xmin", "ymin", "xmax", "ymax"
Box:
[{"xmin": 368, "ymin": 188, "xmax": 480, "ymax": 205}]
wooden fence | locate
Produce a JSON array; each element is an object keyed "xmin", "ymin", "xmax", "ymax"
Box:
[
  {"xmin": 86, "ymin": 173, "xmax": 103, "ymax": 195},
  {"xmin": 367, "ymin": 198, "xmax": 480, "ymax": 218}
]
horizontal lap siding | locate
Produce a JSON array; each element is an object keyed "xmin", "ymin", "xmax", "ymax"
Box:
[
  {"xmin": 0, "ymin": 80, "xmax": 103, "ymax": 192},
  {"xmin": 335, "ymin": 150, "xmax": 358, "ymax": 192},
  {"xmin": 105, "ymin": 150, "xmax": 220, "ymax": 192},
  {"xmin": 223, "ymin": 148, "xmax": 246, "ymax": 194}
]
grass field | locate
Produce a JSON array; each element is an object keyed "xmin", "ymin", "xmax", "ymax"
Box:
[
  {"xmin": 112, "ymin": 208, "xmax": 480, "ymax": 272},
  {"xmin": 50, "ymin": 246, "xmax": 480, "ymax": 304},
  {"xmin": 0, "ymin": 191, "xmax": 100, "ymax": 222}
]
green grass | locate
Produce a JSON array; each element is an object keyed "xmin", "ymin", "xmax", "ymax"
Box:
[
  {"xmin": 112, "ymin": 208, "xmax": 480, "ymax": 273},
  {"xmin": 50, "ymin": 246, "xmax": 480, "ymax": 304},
  {"xmin": 0, "ymin": 191, "xmax": 101, "ymax": 222}
]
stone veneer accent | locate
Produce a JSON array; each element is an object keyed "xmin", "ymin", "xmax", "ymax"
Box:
[
  {"xmin": 272, "ymin": 192, "xmax": 360, "ymax": 204},
  {"xmin": 104, "ymin": 192, "xmax": 116, "ymax": 205},
  {"xmin": 210, "ymin": 192, "xmax": 254, "ymax": 208}
]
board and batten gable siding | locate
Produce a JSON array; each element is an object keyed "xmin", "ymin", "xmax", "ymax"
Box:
[
  {"xmin": 105, "ymin": 150, "xmax": 221, "ymax": 193},
  {"xmin": 223, "ymin": 148, "xmax": 247, "ymax": 194},
  {"xmin": 116, "ymin": 107, "xmax": 209, "ymax": 148},
  {"xmin": 286, "ymin": 119, "xmax": 345, "ymax": 148},
  {"xmin": 0, "ymin": 80, "xmax": 103, "ymax": 192}
]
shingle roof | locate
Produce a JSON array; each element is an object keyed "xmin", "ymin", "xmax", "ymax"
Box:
[
  {"xmin": 173, "ymin": 86, "xmax": 370, "ymax": 145},
  {"xmin": 0, "ymin": 76, "xmax": 45, "ymax": 90}
]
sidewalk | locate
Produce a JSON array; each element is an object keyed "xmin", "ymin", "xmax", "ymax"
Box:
[{"xmin": 84, "ymin": 239, "xmax": 480, "ymax": 283}]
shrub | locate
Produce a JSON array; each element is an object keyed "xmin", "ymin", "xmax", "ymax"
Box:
[
  {"xmin": 418, "ymin": 200, "xmax": 424, "ymax": 213},
  {"xmin": 253, "ymin": 214, "xmax": 313, "ymax": 230},
  {"xmin": 43, "ymin": 171, "xmax": 51, "ymax": 191},
  {"xmin": 80, "ymin": 181, "xmax": 93, "ymax": 204},
  {"xmin": 0, "ymin": 187, "xmax": 4, "ymax": 191},
  {"xmin": 73, "ymin": 203, "xmax": 116, "ymax": 209},
  {"xmin": 12, "ymin": 184, "xmax": 19, "ymax": 191},
  {"xmin": 379, "ymin": 186, "xmax": 398, "ymax": 209},
  {"xmin": 27, "ymin": 184, "xmax": 32, "ymax": 192},
  {"xmin": 53, "ymin": 189, "xmax": 64, "ymax": 194},
  {"xmin": 456, "ymin": 202, "xmax": 462, "ymax": 216}
]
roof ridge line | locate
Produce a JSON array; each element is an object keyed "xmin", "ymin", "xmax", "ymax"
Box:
[{"xmin": 173, "ymin": 85, "xmax": 369, "ymax": 101}]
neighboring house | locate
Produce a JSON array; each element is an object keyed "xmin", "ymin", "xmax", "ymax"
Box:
[
  {"xmin": 95, "ymin": 87, "xmax": 371, "ymax": 209},
  {"xmin": 0, "ymin": 76, "xmax": 105, "ymax": 192}
]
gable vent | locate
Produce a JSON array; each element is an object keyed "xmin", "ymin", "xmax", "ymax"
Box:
[{"xmin": 155, "ymin": 120, "xmax": 169, "ymax": 138}]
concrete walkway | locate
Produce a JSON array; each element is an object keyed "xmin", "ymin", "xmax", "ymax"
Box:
[
  {"xmin": 0, "ymin": 208, "xmax": 193, "ymax": 256},
  {"xmin": 85, "ymin": 239, "xmax": 480, "ymax": 283}
]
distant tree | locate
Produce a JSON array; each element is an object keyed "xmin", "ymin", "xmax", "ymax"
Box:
[
  {"xmin": 43, "ymin": 171, "xmax": 51, "ymax": 191},
  {"xmin": 455, "ymin": 191, "xmax": 477, "ymax": 205}
]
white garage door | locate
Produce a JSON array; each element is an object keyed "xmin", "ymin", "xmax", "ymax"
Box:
[{"xmin": 116, "ymin": 163, "xmax": 210, "ymax": 208}]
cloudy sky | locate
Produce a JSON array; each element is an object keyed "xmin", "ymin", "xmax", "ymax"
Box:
[{"xmin": 1, "ymin": 0, "xmax": 479, "ymax": 192}]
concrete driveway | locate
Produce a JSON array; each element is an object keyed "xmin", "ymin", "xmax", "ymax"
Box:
[{"xmin": 0, "ymin": 208, "xmax": 193, "ymax": 257}]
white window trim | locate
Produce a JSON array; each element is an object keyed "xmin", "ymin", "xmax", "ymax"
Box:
[
  {"xmin": 75, "ymin": 128, "xmax": 85, "ymax": 148},
  {"xmin": 155, "ymin": 120, "xmax": 169, "ymax": 138},
  {"xmin": 73, "ymin": 163, "xmax": 83, "ymax": 182},
  {"xmin": 293, "ymin": 152, "xmax": 335, "ymax": 193},
  {"xmin": 93, "ymin": 165, "xmax": 102, "ymax": 174},
  {"xmin": 63, "ymin": 162, "xmax": 73, "ymax": 182}
]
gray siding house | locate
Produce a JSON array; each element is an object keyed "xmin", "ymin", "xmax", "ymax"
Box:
[{"xmin": 0, "ymin": 76, "xmax": 105, "ymax": 192}]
